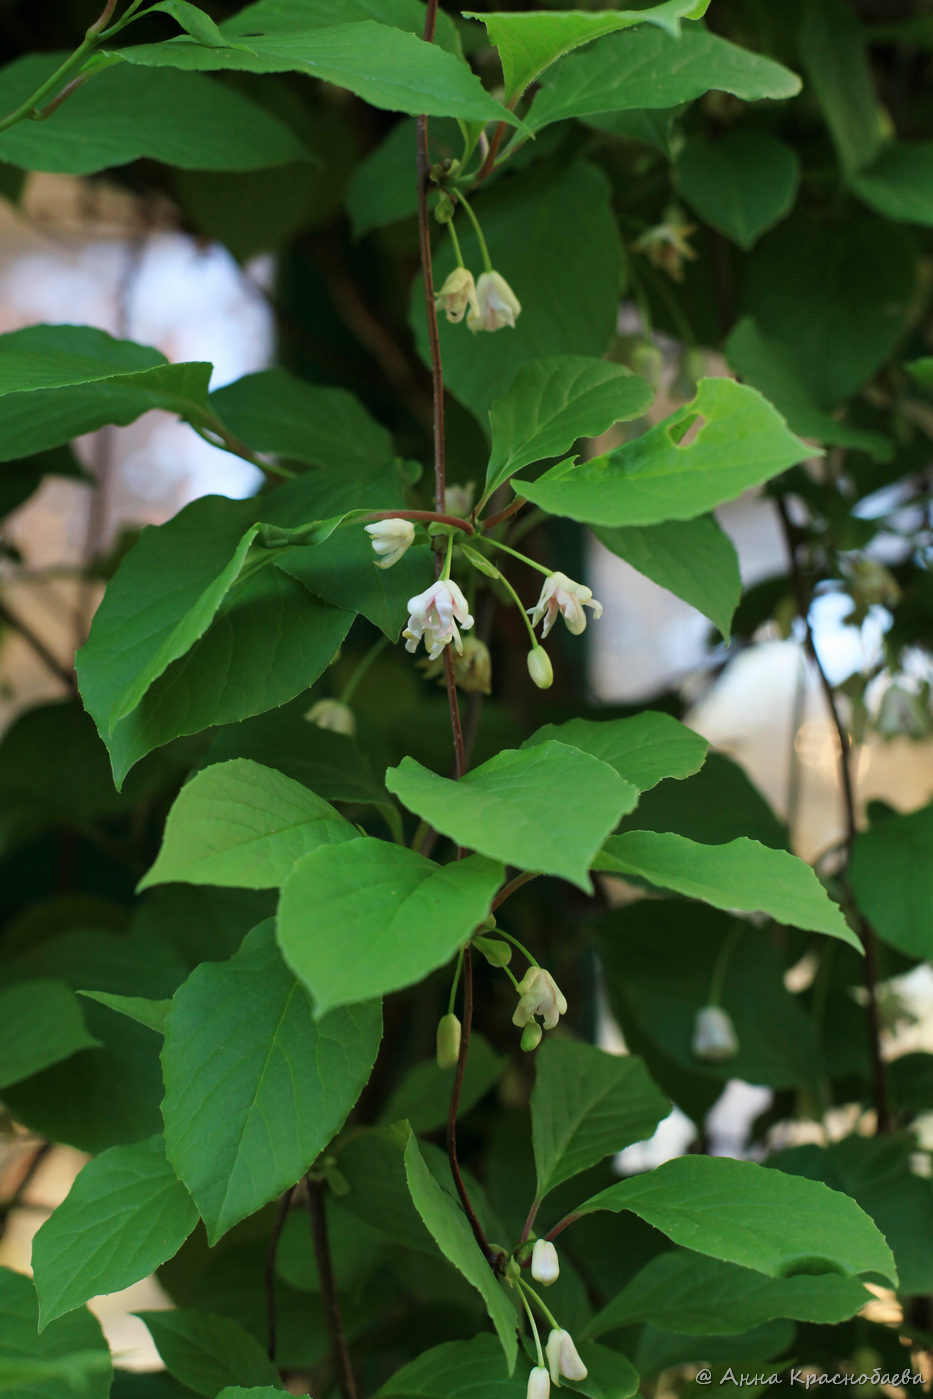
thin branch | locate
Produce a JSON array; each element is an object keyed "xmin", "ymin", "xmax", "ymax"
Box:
[
  {"xmin": 442, "ymin": 645, "xmax": 467, "ymax": 779},
  {"xmin": 774, "ymin": 495, "xmax": 890, "ymax": 1132},
  {"xmin": 306, "ymin": 1177, "xmax": 358, "ymax": 1399},
  {"xmin": 0, "ymin": 1141, "xmax": 52, "ymax": 1238},
  {"xmin": 265, "ymin": 1187, "xmax": 295, "ymax": 1362},
  {"xmin": 481, "ymin": 496, "xmax": 527, "ymax": 533},
  {"xmin": 491, "ymin": 870, "xmax": 539, "ymax": 913},
  {"xmin": 476, "ymin": 120, "xmax": 508, "ymax": 182},
  {"xmin": 365, "ymin": 508, "xmax": 474, "ymax": 534},
  {"xmin": 0, "ymin": 598, "xmax": 77, "ymax": 694},
  {"xmin": 447, "ymin": 945, "xmax": 492, "ymax": 1259}
]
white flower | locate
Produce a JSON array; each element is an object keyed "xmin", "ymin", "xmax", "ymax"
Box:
[
  {"xmin": 692, "ymin": 1006, "xmax": 739, "ymax": 1062},
  {"xmin": 527, "ymin": 1365, "xmax": 551, "ymax": 1399},
  {"xmin": 305, "ymin": 698, "xmax": 356, "ymax": 737},
  {"xmin": 468, "ymin": 270, "xmax": 521, "ymax": 333},
  {"xmin": 526, "ymin": 646, "xmax": 553, "ymax": 690},
  {"xmin": 531, "ymin": 1239, "xmax": 560, "ymax": 1286},
  {"xmin": 435, "ymin": 267, "xmax": 479, "ymax": 325},
  {"xmin": 512, "ymin": 967, "xmax": 567, "ymax": 1032},
  {"xmin": 528, "ymin": 572, "xmax": 603, "ymax": 639},
  {"xmin": 546, "ymin": 1329, "xmax": 588, "ymax": 1386},
  {"xmin": 444, "ymin": 481, "xmax": 475, "ymax": 517},
  {"xmin": 364, "ymin": 518, "xmax": 415, "ymax": 570},
  {"xmin": 403, "ymin": 579, "xmax": 474, "ymax": 661}
]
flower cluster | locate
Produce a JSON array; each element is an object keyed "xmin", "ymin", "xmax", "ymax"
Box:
[{"xmin": 435, "ymin": 268, "xmax": 521, "ymax": 333}]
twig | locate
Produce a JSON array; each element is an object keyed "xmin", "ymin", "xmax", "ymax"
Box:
[
  {"xmin": 306, "ymin": 1178, "xmax": 358, "ymax": 1399},
  {"xmin": 476, "ymin": 120, "xmax": 508, "ymax": 182},
  {"xmin": 774, "ymin": 495, "xmax": 890, "ymax": 1132},
  {"xmin": 447, "ymin": 946, "xmax": 492, "ymax": 1259},
  {"xmin": 0, "ymin": 598, "xmax": 77, "ymax": 694},
  {"xmin": 442, "ymin": 645, "xmax": 467, "ymax": 779},
  {"xmin": 482, "ymin": 496, "xmax": 527, "ymax": 532},
  {"xmin": 265, "ymin": 1187, "xmax": 295, "ymax": 1361},
  {"xmin": 365, "ymin": 508, "xmax": 474, "ymax": 534},
  {"xmin": 491, "ymin": 870, "xmax": 539, "ymax": 913},
  {"xmin": 0, "ymin": 1141, "xmax": 52, "ymax": 1237}
]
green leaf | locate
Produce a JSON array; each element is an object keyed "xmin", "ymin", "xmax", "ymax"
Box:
[
  {"xmin": 0, "ymin": 445, "xmax": 86, "ymax": 521},
  {"xmin": 483, "ymin": 356, "xmax": 653, "ymax": 502},
  {"xmin": 725, "ymin": 318, "xmax": 894, "ymax": 460},
  {"xmin": 224, "ymin": 0, "xmax": 461, "ymax": 50},
  {"xmin": 277, "ymin": 839, "xmax": 503, "ymax": 1014},
  {"xmin": 465, "ymin": 0, "xmax": 707, "ymax": 102},
  {"xmin": 594, "ymin": 831, "xmax": 858, "ymax": 947},
  {"xmin": 379, "ymin": 1334, "xmax": 524, "ymax": 1397},
  {"xmin": 0, "ymin": 55, "xmax": 309, "ymax": 174},
  {"xmin": 32, "ymin": 1136, "xmax": 198, "ymax": 1327},
  {"xmin": 139, "ymin": 758, "xmax": 357, "ymax": 892},
  {"xmin": 380, "ymin": 1034, "xmax": 505, "ymax": 1134},
  {"xmin": 403, "ymin": 1134, "xmax": 518, "ymax": 1371},
  {"xmin": 0, "ymin": 1268, "xmax": 111, "ymax": 1399},
  {"xmin": 586, "ymin": 1249, "xmax": 871, "ymax": 1338},
  {"xmin": 78, "ymin": 991, "xmax": 171, "ymax": 1035},
  {"xmin": 617, "ymin": 751, "xmax": 787, "ymax": 849},
  {"xmin": 518, "ymin": 379, "xmax": 814, "ymax": 527},
  {"xmin": 386, "ymin": 742, "xmax": 637, "ymax": 892},
  {"xmin": 850, "ymin": 799, "xmax": 933, "ymax": 958},
  {"xmin": 412, "ymin": 162, "xmax": 622, "ymax": 423},
  {"xmin": 769, "ymin": 1136, "xmax": 933, "ymax": 1298},
  {"xmin": 0, "ymin": 324, "xmax": 211, "ymax": 461},
  {"xmin": 210, "ymin": 367, "xmax": 394, "ymax": 473},
  {"xmin": 529, "ymin": 24, "xmax": 801, "ymax": 133},
  {"xmin": 134, "ymin": 1311, "xmax": 282, "ymax": 1396},
  {"xmin": 149, "ymin": 0, "xmax": 229, "ymax": 45},
  {"xmin": 743, "ymin": 211, "xmax": 917, "ymax": 408},
  {"xmin": 107, "ymin": 23, "xmax": 520, "ymax": 127},
  {"xmin": 524, "ymin": 712, "xmax": 708, "ymax": 793},
  {"xmin": 0, "ymin": 980, "xmax": 98, "ymax": 1089},
  {"xmin": 573, "ymin": 1155, "xmax": 898, "ymax": 1285},
  {"xmin": 531, "ymin": 1040, "xmax": 669, "ymax": 1199},
  {"xmin": 599, "ymin": 900, "xmax": 821, "ymax": 1091},
  {"xmin": 76, "ymin": 492, "xmax": 354, "ymax": 785},
  {"xmin": 217, "ymin": 1390, "xmax": 289, "ymax": 1399},
  {"xmin": 851, "ymin": 141, "xmax": 933, "ymax": 226},
  {"xmin": 593, "ymin": 515, "xmax": 742, "ymax": 641},
  {"xmin": 161, "ymin": 921, "xmax": 382, "ymax": 1241},
  {"xmin": 277, "ymin": 533, "xmax": 434, "ymax": 640},
  {"xmin": 676, "ymin": 132, "xmax": 799, "ymax": 249},
  {"xmin": 798, "ymin": 0, "xmax": 883, "ymax": 174}
]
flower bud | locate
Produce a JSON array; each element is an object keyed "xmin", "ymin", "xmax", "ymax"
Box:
[
  {"xmin": 531, "ymin": 1238, "xmax": 560, "ymax": 1286},
  {"xmin": 521, "ymin": 1021, "xmax": 543, "ymax": 1052},
  {"xmin": 546, "ymin": 1329, "xmax": 587, "ymax": 1385},
  {"xmin": 876, "ymin": 684, "xmax": 929, "ymax": 740},
  {"xmin": 445, "ymin": 482, "xmax": 475, "ymax": 517},
  {"xmin": 473, "ymin": 934, "xmax": 512, "ymax": 967},
  {"xmin": 527, "ymin": 1365, "xmax": 551, "ymax": 1399},
  {"xmin": 436, "ymin": 1012, "xmax": 462, "ymax": 1070},
  {"xmin": 692, "ymin": 1005, "xmax": 739, "ymax": 1062},
  {"xmin": 305, "ymin": 698, "xmax": 356, "ymax": 737},
  {"xmin": 527, "ymin": 646, "xmax": 553, "ymax": 690},
  {"xmin": 364, "ymin": 517, "xmax": 415, "ymax": 569}
]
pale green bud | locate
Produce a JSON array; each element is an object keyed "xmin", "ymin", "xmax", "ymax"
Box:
[
  {"xmin": 436, "ymin": 1012, "xmax": 462, "ymax": 1070},
  {"xmin": 527, "ymin": 645, "xmax": 553, "ymax": 690},
  {"xmin": 521, "ymin": 1021, "xmax": 543, "ymax": 1052},
  {"xmin": 473, "ymin": 933, "xmax": 512, "ymax": 967}
]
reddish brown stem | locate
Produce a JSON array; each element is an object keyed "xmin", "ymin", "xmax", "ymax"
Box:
[
  {"xmin": 774, "ymin": 495, "xmax": 890, "ymax": 1132},
  {"xmin": 442, "ymin": 646, "xmax": 467, "ymax": 779},
  {"xmin": 365, "ymin": 508, "xmax": 474, "ymax": 534},
  {"xmin": 481, "ymin": 496, "xmax": 527, "ymax": 533},
  {"xmin": 306, "ymin": 1178, "xmax": 359, "ymax": 1399},
  {"xmin": 491, "ymin": 870, "xmax": 538, "ymax": 913},
  {"xmin": 447, "ymin": 945, "xmax": 492, "ymax": 1259},
  {"xmin": 416, "ymin": 118, "xmax": 444, "ymax": 510},
  {"xmin": 265, "ymin": 1187, "xmax": 294, "ymax": 1361},
  {"xmin": 476, "ymin": 119, "xmax": 508, "ymax": 182}
]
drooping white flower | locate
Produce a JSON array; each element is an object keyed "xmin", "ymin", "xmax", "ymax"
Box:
[
  {"xmin": 527, "ymin": 1365, "xmax": 551, "ymax": 1399},
  {"xmin": 364, "ymin": 518, "xmax": 415, "ymax": 570},
  {"xmin": 528, "ymin": 572, "xmax": 603, "ymax": 639},
  {"xmin": 531, "ymin": 1239, "xmax": 560, "ymax": 1286},
  {"xmin": 526, "ymin": 645, "xmax": 553, "ymax": 690},
  {"xmin": 305, "ymin": 698, "xmax": 356, "ymax": 737},
  {"xmin": 435, "ymin": 267, "xmax": 480, "ymax": 325},
  {"xmin": 692, "ymin": 1006, "xmax": 739, "ymax": 1062},
  {"xmin": 403, "ymin": 579, "xmax": 474, "ymax": 661},
  {"xmin": 546, "ymin": 1329, "xmax": 588, "ymax": 1386},
  {"xmin": 468, "ymin": 270, "xmax": 521, "ymax": 333},
  {"xmin": 512, "ymin": 967, "xmax": 567, "ymax": 1032}
]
